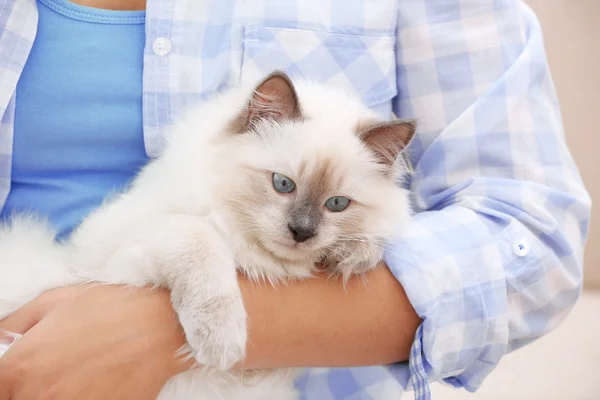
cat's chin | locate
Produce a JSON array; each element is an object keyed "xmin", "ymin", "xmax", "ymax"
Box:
[{"xmin": 263, "ymin": 239, "xmax": 317, "ymax": 263}]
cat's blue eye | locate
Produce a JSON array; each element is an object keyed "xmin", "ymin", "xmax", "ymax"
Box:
[
  {"xmin": 325, "ymin": 196, "xmax": 350, "ymax": 212},
  {"xmin": 272, "ymin": 173, "xmax": 296, "ymax": 193}
]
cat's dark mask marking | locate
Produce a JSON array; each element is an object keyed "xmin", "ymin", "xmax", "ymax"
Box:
[
  {"xmin": 288, "ymin": 199, "xmax": 321, "ymax": 242},
  {"xmin": 230, "ymin": 70, "xmax": 303, "ymax": 133},
  {"xmin": 355, "ymin": 119, "xmax": 417, "ymax": 167},
  {"xmin": 286, "ymin": 158, "xmax": 335, "ymax": 243}
]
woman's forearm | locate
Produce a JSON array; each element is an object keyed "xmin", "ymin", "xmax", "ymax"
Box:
[
  {"xmin": 0, "ymin": 265, "xmax": 419, "ymax": 397},
  {"xmin": 126, "ymin": 264, "xmax": 420, "ymax": 373},
  {"xmin": 239, "ymin": 264, "xmax": 421, "ymax": 369}
]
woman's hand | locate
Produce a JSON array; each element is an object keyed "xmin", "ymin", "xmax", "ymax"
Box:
[{"xmin": 0, "ymin": 285, "xmax": 192, "ymax": 400}]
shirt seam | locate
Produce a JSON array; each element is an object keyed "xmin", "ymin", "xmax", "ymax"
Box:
[
  {"xmin": 244, "ymin": 25, "xmax": 395, "ymax": 44},
  {"xmin": 244, "ymin": 24, "xmax": 396, "ymax": 39}
]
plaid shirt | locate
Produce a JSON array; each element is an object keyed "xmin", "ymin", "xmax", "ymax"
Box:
[{"xmin": 0, "ymin": 0, "xmax": 591, "ymax": 399}]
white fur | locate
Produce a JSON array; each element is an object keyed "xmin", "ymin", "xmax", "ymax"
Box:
[
  {"xmin": 0, "ymin": 216, "xmax": 79, "ymax": 319},
  {"xmin": 0, "ymin": 75, "xmax": 412, "ymax": 399}
]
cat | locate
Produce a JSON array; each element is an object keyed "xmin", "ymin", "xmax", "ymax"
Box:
[{"xmin": 0, "ymin": 71, "xmax": 415, "ymax": 399}]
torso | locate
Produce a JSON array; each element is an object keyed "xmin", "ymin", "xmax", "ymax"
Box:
[{"xmin": 0, "ymin": 0, "xmax": 148, "ymax": 238}]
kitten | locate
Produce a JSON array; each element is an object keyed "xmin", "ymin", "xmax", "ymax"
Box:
[{"xmin": 0, "ymin": 71, "xmax": 415, "ymax": 399}]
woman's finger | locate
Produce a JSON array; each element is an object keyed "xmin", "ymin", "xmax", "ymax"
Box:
[
  {"xmin": 0, "ymin": 299, "xmax": 45, "ymax": 335},
  {"xmin": 0, "ymin": 285, "xmax": 89, "ymax": 335}
]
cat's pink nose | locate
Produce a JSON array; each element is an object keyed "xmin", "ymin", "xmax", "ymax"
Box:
[{"xmin": 288, "ymin": 224, "xmax": 316, "ymax": 243}]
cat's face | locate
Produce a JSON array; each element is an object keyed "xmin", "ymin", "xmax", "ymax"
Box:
[{"xmin": 218, "ymin": 72, "xmax": 414, "ymax": 275}]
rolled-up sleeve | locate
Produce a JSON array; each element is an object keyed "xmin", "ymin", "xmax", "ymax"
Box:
[{"xmin": 385, "ymin": 0, "xmax": 591, "ymax": 397}]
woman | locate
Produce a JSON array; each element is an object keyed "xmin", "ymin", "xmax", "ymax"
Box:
[{"xmin": 0, "ymin": 0, "xmax": 590, "ymax": 399}]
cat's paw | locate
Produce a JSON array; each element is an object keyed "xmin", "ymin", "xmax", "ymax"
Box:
[
  {"xmin": 325, "ymin": 238, "xmax": 384, "ymax": 280},
  {"xmin": 178, "ymin": 294, "xmax": 247, "ymax": 371}
]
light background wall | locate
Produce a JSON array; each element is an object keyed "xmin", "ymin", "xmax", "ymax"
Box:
[{"xmin": 523, "ymin": 0, "xmax": 600, "ymax": 289}]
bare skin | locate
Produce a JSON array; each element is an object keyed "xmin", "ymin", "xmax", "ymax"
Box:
[
  {"xmin": 0, "ymin": 266, "xmax": 420, "ymax": 399},
  {"xmin": 241, "ymin": 266, "xmax": 420, "ymax": 369},
  {"xmin": 70, "ymin": 0, "xmax": 146, "ymax": 10}
]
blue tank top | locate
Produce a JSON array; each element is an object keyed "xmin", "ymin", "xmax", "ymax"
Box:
[{"xmin": 0, "ymin": 0, "xmax": 148, "ymax": 239}]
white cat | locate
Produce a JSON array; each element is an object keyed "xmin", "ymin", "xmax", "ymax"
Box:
[{"xmin": 0, "ymin": 71, "xmax": 415, "ymax": 399}]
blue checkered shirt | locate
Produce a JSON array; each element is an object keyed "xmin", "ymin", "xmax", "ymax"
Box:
[{"xmin": 0, "ymin": 1, "xmax": 590, "ymax": 399}]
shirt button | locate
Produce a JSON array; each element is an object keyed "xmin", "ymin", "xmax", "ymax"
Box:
[
  {"xmin": 512, "ymin": 240, "xmax": 530, "ymax": 257},
  {"xmin": 152, "ymin": 37, "xmax": 171, "ymax": 56}
]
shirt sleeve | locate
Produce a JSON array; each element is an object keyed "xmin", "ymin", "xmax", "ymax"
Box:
[{"xmin": 386, "ymin": 0, "xmax": 591, "ymax": 396}]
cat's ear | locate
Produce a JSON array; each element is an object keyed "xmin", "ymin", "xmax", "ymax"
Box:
[
  {"xmin": 233, "ymin": 71, "xmax": 302, "ymax": 133},
  {"xmin": 356, "ymin": 119, "xmax": 416, "ymax": 167}
]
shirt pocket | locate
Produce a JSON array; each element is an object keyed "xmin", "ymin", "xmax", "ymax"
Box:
[{"xmin": 240, "ymin": 26, "xmax": 397, "ymax": 118}]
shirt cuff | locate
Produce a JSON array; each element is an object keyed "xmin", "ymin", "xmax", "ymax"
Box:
[{"xmin": 384, "ymin": 204, "xmax": 545, "ymax": 394}]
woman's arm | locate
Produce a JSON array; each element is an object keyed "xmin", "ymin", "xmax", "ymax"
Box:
[
  {"xmin": 384, "ymin": 1, "xmax": 591, "ymax": 395},
  {"xmin": 0, "ymin": 266, "xmax": 419, "ymax": 399},
  {"xmin": 241, "ymin": 265, "xmax": 420, "ymax": 369}
]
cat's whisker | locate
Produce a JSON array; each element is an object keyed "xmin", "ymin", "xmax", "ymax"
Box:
[{"xmin": 337, "ymin": 233, "xmax": 392, "ymax": 239}]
